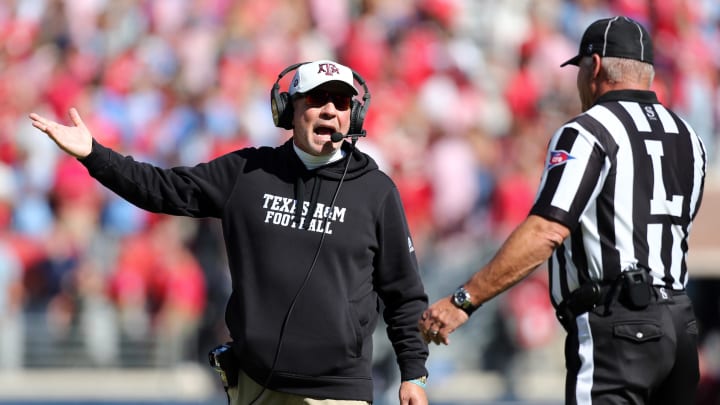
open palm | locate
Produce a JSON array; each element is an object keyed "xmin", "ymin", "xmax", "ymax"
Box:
[{"xmin": 28, "ymin": 107, "xmax": 93, "ymax": 158}]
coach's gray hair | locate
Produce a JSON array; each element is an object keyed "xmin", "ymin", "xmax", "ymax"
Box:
[{"xmin": 602, "ymin": 57, "xmax": 655, "ymax": 87}]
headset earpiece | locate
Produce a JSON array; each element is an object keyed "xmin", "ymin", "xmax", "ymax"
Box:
[
  {"xmin": 348, "ymin": 99, "xmax": 364, "ymax": 135},
  {"xmin": 349, "ymin": 71, "xmax": 370, "ymax": 136},
  {"xmin": 271, "ymin": 83, "xmax": 293, "ymax": 130},
  {"xmin": 270, "ymin": 62, "xmax": 307, "ymax": 130}
]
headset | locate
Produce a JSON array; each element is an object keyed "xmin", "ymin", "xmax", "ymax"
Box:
[{"xmin": 270, "ymin": 62, "xmax": 371, "ymax": 136}]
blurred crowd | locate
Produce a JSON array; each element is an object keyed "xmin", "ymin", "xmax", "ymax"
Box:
[{"xmin": 0, "ymin": 0, "xmax": 719, "ymax": 402}]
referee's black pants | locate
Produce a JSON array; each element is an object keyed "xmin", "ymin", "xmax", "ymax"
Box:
[{"xmin": 564, "ymin": 287, "xmax": 699, "ymax": 404}]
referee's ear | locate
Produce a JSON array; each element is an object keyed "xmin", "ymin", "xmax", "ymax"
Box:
[{"xmin": 591, "ymin": 54, "xmax": 602, "ymax": 77}]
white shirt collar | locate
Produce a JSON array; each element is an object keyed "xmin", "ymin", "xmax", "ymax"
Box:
[{"xmin": 293, "ymin": 143, "xmax": 346, "ymax": 170}]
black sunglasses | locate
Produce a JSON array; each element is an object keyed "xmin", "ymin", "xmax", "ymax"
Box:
[{"xmin": 300, "ymin": 90, "xmax": 352, "ymax": 110}]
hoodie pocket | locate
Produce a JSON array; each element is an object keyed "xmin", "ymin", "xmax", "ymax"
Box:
[{"xmin": 348, "ymin": 292, "xmax": 379, "ymax": 358}]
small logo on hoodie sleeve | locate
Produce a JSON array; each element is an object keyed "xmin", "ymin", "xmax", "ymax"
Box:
[{"xmin": 408, "ymin": 236, "xmax": 415, "ymax": 253}]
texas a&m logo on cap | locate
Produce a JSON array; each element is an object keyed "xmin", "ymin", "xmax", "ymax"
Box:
[{"xmin": 317, "ymin": 62, "xmax": 341, "ymax": 76}]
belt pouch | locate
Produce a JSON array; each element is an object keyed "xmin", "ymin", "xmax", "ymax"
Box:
[
  {"xmin": 556, "ymin": 282, "xmax": 602, "ymax": 330},
  {"xmin": 621, "ymin": 269, "xmax": 651, "ymax": 309},
  {"xmin": 209, "ymin": 343, "xmax": 240, "ymax": 389}
]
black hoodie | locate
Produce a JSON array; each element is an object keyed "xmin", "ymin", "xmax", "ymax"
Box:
[{"xmin": 80, "ymin": 138, "xmax": 428, "ymax": 401}]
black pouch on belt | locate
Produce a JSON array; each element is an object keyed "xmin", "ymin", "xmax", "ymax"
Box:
[
  {"xmin": 621, "ymin": 268, "xmax": 651, "ymax": 309},
  {"xmin": 556, "ymin": 282, "xmax": 602, "ymax": 330}
]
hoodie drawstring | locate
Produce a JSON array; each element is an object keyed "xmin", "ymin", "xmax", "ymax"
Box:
[
  {"xmin": 294, "ymin": 175, "xmax": 323, "ymax": 229},
  {"xmin": 294, "ymin": 176, "xmax": 305, "ymax": 228},
  {"xmin": 307, "ymin": 177, "xmax": 322, "ymax": 227}
]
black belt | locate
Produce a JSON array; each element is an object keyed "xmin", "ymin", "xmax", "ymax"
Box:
[{"xmin": 555, "ymin": 270, "xmax": 685, "ymax": 329}]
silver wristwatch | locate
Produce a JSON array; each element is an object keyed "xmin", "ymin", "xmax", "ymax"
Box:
[{"xmin": 452, "ymin": 286, "xmax": 479, "ymax": 316}]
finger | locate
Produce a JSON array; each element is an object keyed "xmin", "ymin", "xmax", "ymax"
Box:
[
  {"xmin": 422, "ymin": 328, "xmax": 435, "ymax": 344},
  {"xmin": 430, "ymin": 329, "xmax": 440, "ymax": 344},
  {"xmin": 28, "ymin": 113, "xmax": 46, "ymax": 128},
  {"xmin": 422, "ymin": 319, "xmax": 438, "ymax": 332},
  {"xmin": 425, "ymin": 328, "xmax": 443, "ymax": 345},
  {"xmin": 29, "ymin": 117, "xmax": 51, "ymax": 133},
  {"xmin": 420, "ymin": 328, "xmax": 429, "ymax": 344},
  {"xmin": 30, "ymin": 121, "xmax": 45, "ymax": 132},
  {"xmin": 418, "ymin": 316, "xmax": 434, "ymax": 335},
  {"xmin": 434, "ymin": 322, "xmax": 451, "ymax": 342},
  {"xmin": 420, "ymin": 310, "xmax": 435, "ymax": 324},
  {"xmin": 68, "ymin": 108, "xmax": 85, "ymax": 129},
  {"xmin": 437, "ymin": 330, "xmax": 450, "ymax": 345},
  {"xmin": 418, "ymin": 312, "xmax": 428, "ymax": 329}
]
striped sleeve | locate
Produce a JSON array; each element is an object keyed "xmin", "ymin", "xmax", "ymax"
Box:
[{"xmin": 531, "ymin": 117, "xmax": 613, "ymax": 229}]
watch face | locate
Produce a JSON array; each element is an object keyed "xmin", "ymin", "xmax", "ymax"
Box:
[{"xmin": 453, "ymin": 288, "xmax": 470, "ymax": 307}]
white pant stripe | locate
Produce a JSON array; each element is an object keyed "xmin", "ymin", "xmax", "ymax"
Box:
[{"xmin": 575, "ymin": 313, "xmax": 594, "ymax": 404}]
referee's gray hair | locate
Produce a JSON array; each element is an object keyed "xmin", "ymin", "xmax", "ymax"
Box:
[{"xmin": 601, "ymin": 57, "xmax": 655, "ymax": 87}]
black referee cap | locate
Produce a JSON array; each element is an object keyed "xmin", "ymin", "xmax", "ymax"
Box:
[{"xmin": 561, "ymin": 16, "xmax": 653, "ymax": 67}]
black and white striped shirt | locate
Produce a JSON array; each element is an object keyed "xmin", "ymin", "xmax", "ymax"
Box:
[{"xmin": 530, "ymin": 90, "xmax": 707, "ymax": 307}]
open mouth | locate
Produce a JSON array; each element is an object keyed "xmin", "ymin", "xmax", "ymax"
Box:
[{"xmin": 314, "ymin": 126, "xmax": 336, "ymax": 137}]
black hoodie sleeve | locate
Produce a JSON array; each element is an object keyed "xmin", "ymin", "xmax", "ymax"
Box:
[
  {"xmin": 78, "ymin": 139, "xmax": 238, "ymax": 218},
  {"xmin": 373, "ymin": 185, "xmax": 429, "ymax": 381}
]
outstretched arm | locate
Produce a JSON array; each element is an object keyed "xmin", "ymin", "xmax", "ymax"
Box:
[
  {"xmin": 419, "ymin": 215, "xmax": 569, "ymax": 345},
  {"xmin": 29, "ymin": 108, "xmax": 93, "ymax": 158},
  {"xmin": 30, "ymin": 107, "xmax": 230, "ymax": 218}
]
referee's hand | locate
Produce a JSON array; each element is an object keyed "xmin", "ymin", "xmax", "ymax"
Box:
[{"xmin": 418, "ymin": 296, "xmax": 469, "ymax": 345}]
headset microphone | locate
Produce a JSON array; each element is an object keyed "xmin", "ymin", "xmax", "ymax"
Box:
[{"xmin": 331, "ymin": 130, "xmax": 367, "ymax": 142}]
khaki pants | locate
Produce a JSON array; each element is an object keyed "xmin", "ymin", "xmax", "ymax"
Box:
[{"xmin": 228, "ymin": 371, "xmax": 370, "ymax": 405}]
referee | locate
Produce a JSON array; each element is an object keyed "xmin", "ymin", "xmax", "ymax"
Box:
[{"xmin": 419, "ymin": 16, "xmax": 706, "ymax": 404}]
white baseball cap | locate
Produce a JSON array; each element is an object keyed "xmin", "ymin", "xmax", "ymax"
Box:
[{"xmin": 288, "ymin": 60, "xmax": 358, "ymax": 96}]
